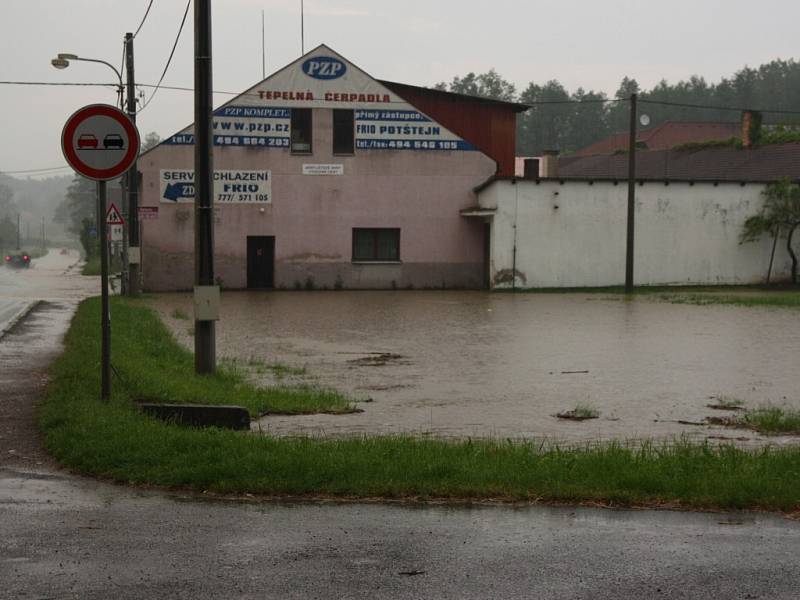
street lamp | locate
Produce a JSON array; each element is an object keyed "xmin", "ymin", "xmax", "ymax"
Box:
[{"xmin": 51, "ymin": 53, "xmax": 124, "ymax": 108}]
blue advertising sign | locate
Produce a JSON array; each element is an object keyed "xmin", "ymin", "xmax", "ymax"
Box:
[{"xmin": 302, "ymin": 56, "xmax": 347, "ymax": 80}]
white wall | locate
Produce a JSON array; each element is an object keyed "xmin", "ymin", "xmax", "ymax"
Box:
[{"xmin": 480, "ymin": 180, "xmax": 792, "ymax": 288}]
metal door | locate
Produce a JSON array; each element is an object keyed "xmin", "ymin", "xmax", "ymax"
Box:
[{"xmin": 246, "ymin": 236, "xmax": 275, "ymax": 289}]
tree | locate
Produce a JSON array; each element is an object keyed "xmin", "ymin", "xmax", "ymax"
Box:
[
  {"xmin": 141, "ymin": 131, "xmax": 161, "ymax": 152},
  {"xmin": 740, "ymin": 179, "xmax": 800, "ymax": 284},
  {"xmin": 54, "ymin": 174, "xmax": 97, "ymax": 257},
  {"xmin": 0, "ymin": 215, "xmax": 16, "ymax": 250},
  {"xmin": 517, "ymin": 80, "xmax": 570, "ymax": 155},
  {"xmin": 0, "ymin": 180, "xmax": 15, "ymax": 217},
  {"xmin": 436, "ymin": 69, "xmax": 516, "ymax": 101}
]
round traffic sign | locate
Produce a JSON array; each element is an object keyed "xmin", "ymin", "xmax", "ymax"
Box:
[{"xmin": 61, "ymin": 104, "xmax": 140, "ymax": 181}]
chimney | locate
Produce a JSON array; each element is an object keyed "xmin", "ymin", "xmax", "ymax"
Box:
[
  {"xmin": 540, "ymin": 150, "xmax": 560, "ymax": 178},
  {"xmin": 741, "ymin": 110, "xmax": 762, "ymax": 148},
  {"xmin": 523, "ymin": 158, "xmax": 540, "ymax": 179}
]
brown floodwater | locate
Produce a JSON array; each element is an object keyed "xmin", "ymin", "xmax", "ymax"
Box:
[{"xmin": 149, "ymin": 290, "xmax": 800, "ymax": 445}]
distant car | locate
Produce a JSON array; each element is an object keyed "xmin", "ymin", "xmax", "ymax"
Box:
[
  {"xmin": 103, "ymin": 134, "xmax": 124, "ymax": 149},
  {"xmin": 4, "ymin": 252, "xmax": 31, "ymax": 268},
  {"xmin": 60, "ymin": 248, "xmax": 69, "ymax": 255},
  {"xmin": 78, "ymin": 134, "xmax": 98, "ymax": 149}
]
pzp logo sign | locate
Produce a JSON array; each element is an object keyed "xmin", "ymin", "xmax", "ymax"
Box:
[{"xmin": 302, "ymin": 56, "xmax": 346, "ymax": 80}]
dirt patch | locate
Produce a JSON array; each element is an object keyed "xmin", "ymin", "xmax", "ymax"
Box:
[
  {"xmin": 358, "ymin": 384, "xmax": 411, "ymax": 391},
  {"xmin": 347, "ymin": 353, "xmax": 407, "ymax": 367},
  {"xmin": 555, "ymin": 410, "xmax": 599, "ymax": 421}
]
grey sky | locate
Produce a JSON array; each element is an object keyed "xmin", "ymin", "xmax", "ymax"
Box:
[{"xmin": 2, "ymin": 0, "xmax": 799, "ymax": 175}]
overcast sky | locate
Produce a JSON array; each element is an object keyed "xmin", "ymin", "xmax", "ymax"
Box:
[{"xmin": 2, "ymin": 0, "xmax": 799, "ymax": 176}]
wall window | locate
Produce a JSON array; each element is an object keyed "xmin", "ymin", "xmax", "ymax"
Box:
[
  {"xmin": 352, "ymin": 228, "xmax": 400, "ymax": 262},
  {"xmin": 333, "ymin": 109, "xmax": 354, "ymax": 154},
  {"xmin": 291, "ymin": 108, "xmax": 312, "ymax": 153}
]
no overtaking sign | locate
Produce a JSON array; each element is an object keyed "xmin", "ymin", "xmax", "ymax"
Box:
[{"xmin": 61, "ymin": 104, "xmax": 139, "ymax": 181}]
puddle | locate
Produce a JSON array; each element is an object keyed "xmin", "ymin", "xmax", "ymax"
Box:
[{"xmin": 148, "ymin": 290, "xmax": 800, "ymax": 445}]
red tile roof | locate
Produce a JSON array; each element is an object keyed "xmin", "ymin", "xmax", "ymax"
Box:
[
  {"xmin": 573, "ymin": 122, "xmax": 742, "ymax": 157},
  {"xmin": 558, "ymin": 143, "xmax": 800, "ymax": 182}
]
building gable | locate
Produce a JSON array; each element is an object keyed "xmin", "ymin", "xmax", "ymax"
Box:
[{"xmin": 161, "ymin": 44, "xmax": 476, "ymax": 153}]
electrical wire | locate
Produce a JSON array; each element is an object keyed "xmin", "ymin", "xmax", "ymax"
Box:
[
  {"xmin": 2, "ymin": 165, "xmax": 72, "ymax": 175},
  {"xmin": 138, "ymin": 0, "xmax": 190, "ymax": 113},
  {"xmin": 133, "ymin": 0, "xmax": 155, "ymax": 38},
  {"xmin": 639, "ymin": 98, "xmax": 800, "ymax": 116},
  {"xmin": 0, "ymin": 81, "xmax": 118, "ymax": 87}
]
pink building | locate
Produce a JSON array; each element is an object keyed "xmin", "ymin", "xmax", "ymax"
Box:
[{"xmin": 138, "ymin": 45, "xmax": 523, "ymax": 291}]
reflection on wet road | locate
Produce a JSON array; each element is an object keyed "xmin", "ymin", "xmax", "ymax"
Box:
[
  {"xmin": 0, "ymin": 249, "xmax": 93, "ymax": 302},
  {"xmin": 150, "ymin": 291, "xmax": 800, "ymax": 445},
  {"xmin": 3, "ymin": 467, "xmax": 800, "ymax": 600},
  {"xmin": 0, "ymin": 250, "xmax": 93, "ymax": 334}
]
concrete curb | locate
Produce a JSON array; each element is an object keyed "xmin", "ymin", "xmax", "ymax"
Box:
[
  {"xmin": 137, "ymin": 403, "xmax": 251, "ymax": 430},
  {"xmin": 0, "ymin": 300, "xmax": 41, "ymax": 341}
]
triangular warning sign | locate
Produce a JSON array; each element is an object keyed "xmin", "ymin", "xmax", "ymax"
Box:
[{"xmin": 106, "ymin": 203, "xmax": 125, "ymax": 225}]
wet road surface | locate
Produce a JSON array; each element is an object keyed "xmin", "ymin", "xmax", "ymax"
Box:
[
  {"xmin": 151, "ymin": 291, "xmax": 800, "ymax": 445},
  {"xmin": 3, "ymin": 254, "xmax": 800, "ymax": 597},
  {"xmin": 2, "ymin": 467, "xmax": 800, "ymax": 599},
  {"xmin": 0, "ymin": 250, "xmax": 94, "ymax": 469}
]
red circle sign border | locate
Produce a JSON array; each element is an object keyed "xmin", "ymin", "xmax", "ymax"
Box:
[{"xmin": 61, "ymin": 104, "xmax": 140, "ymax": 181}]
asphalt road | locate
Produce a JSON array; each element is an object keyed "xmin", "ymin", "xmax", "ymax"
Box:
[
  {"xmin": 2, "ymin": 466, "xmax": 800, "ymax": 600},
  {"xmin": 2, "ymin": 252, "xmax": 800, "ymax": 599}
]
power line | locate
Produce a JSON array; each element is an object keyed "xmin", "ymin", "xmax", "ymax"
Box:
[
  {"xmin": 0, "ymin": 81, "xmax": 118, "ymax": 87},
  {"xmin": 2, "ymin": 165, "xmax": 72, "ymax": 175},
  {"xmin": 138, "ymin": 0, "xmax": 190, "ymax": 113},
  {"xmin": 639, "ymin": 98, "xmax": 800, "ymax": 116},
  {"xmin": 133, "ymin": 0, "xmax": 155, "ymax": 37}
]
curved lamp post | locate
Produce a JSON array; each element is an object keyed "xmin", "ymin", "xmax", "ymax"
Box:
[{"xmin": 51, "ymin": 53, "xmax": 124, "ymax": 108}]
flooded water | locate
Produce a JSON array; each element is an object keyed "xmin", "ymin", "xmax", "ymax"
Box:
[
  {"xmin": 150, "ymin": 290, "xmax": 800, "ymax": 445},
  {"xmin": 0, "ymin": 249, "xmax": 94, "ymax": 304}
]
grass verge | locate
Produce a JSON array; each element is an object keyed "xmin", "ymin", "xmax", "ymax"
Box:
[
  {"xmin": 710, "ymin": 407, "xmax": 800, "ymax": 435},
  {"xmin": 501, "ymin": 284, "xmax": 800, "ymax": 309},
  {"xmin": 658, "ymin": 291, "xmax": 800, "ymax": 308},
  {"xmin": 40, "ymin": 297, "xmax": 800, "ymax": 511},
  {"xmin": 81, "ymin": 256, "xmax": 101, "ymax": 276},
  {"xmin": 51, "ymin": 297, "xmax": 354, "ymax": 416}
]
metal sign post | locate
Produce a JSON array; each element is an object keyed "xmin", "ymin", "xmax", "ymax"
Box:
[
  {"xmin": 61, "ymin": 104, "xmax": 140, "ymax": 401},
  {"xmin": 98, "ymin": 180, "xmax": 111, "ymax": 400}
]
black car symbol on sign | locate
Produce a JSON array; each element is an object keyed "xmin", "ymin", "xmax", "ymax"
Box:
[{"xmin": 103, "ymin": 134, "xmax": 125, "ymax": 149}]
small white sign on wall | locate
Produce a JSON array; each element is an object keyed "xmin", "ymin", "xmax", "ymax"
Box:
[{"xmin": 302, "ymin": 164, "xmax": 344, "ymax": 176}]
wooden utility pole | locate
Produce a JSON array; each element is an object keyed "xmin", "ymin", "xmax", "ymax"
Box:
[
  {"xmin": 625, "ymin": 93, "xmax": 637, "ymax": 293},
  {"xmin": 194, "ymin": 0, "xmax": 216, "ymax": 373}
]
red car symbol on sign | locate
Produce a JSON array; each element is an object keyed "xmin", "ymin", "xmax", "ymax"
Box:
[{"xmin": 78, "ymin": 134, "xmax": 98, "ymax": 149}]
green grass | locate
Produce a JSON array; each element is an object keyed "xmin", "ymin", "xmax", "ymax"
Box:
[
  {"xmin": 707, "ymin": 396, "xmax": 745, "ymax": 410},
  {"xmin": 556, "ymin": 404, "xmax": 600, "ymax": 420},
  {"xmin": 658, "ymin": 292, "xmax": 800, "ymax": 308},
  {"xmin": 81, "ymin": 255, "xmax": 101, "ymax": 276},
  {"xmin": 171, "ymin": 307, "xmax": 190, "ymax": 320},
  {"xmin": 743, "ymin": 408, "xmax": 800, "ymax": 434},
  {"xmin": 38, "ymin": 296, "xmax": 800, "ymax": 511},
  {"xmin": 55, "ymin": 297, "xmax": 354, "ymax": 416}
]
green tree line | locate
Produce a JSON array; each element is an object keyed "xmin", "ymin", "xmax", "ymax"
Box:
[{"xmin": 435, "ymin": 59, "xmax": 800, "ymax": 155}]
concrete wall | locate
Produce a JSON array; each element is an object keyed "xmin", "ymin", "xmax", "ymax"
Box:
[
  {"xmin": 480, "ymin": 180, "xmax": 793, "ymax": 288},
  {"xmin": 139, "ymin": 108, "xmax": 496, "ymax": 291}
]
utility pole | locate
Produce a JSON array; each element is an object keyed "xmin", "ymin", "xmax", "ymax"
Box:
[
  {"xmin": 41, "ymin": 216, "xmax": 45, "ymax": 249},
  {"xmin": 125, "ymin": 32, "xmax": 141, "ymax": 295},
  {"xmin": 16, "ymin": 214, "xmax": 20, "ymax": 249},
  {"xmin": 194, "ymin": 0, "xmax": 217, "ymax": 373},
  {"xmin": 625, "ymin": 93, "xmax": 637, "ymax": 293}
]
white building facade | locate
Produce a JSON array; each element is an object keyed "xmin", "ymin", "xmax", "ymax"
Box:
[{"xmin": 477, "ymin": 179, "xmax": 793, "ymax": 288}]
